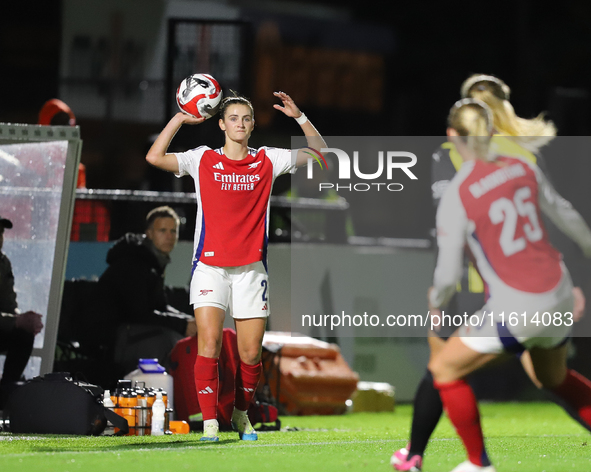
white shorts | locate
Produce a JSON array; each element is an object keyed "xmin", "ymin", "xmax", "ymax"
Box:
[
  {"xmin": 190, "ymin": 261, "xmax": 270, "ymax": 319},
  {"xmin": 459, "ymin": 270, "xmax": 574, "ymax": 354}
]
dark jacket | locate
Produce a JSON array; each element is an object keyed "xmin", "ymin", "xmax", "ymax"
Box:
[
  {"xmin": 0, "ymin": 252, "xmax": 18, "ymax": 332},
  {"xmin": 97, "ymin": 233, "xmax": 191, "ymax": 336}
]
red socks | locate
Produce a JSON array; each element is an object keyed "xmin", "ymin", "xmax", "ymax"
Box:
[
  {"xmin": 194, "ymin": 357, "xmax": 262, "ymax": 419},
  {"xmin": 435, "ymin": 379, "xmax": 491, "ymax": 467},
  {"xmin": 551, "ymin": 369, "xmax": 591, "ymax": 429},
  {"xmin": 194, "ymin": 355, "xmax": 219, "ymax": 421},
  {"xmin": 433, "ymin": 369, "xmax": 591, "ymax": 466},
  {"xmin": 235, "ymin": 361, "xmax": 262, "ymax": 411}
]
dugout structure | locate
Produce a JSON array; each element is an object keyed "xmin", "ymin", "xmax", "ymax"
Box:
[{"xmin": 0, "ymin": 123, "xmax": 82, "ymax": 377}]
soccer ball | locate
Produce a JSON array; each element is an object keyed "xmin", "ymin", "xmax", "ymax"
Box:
[{"xmin": 176, "ymin": 73, "xmax": 223, "ymax": 119}]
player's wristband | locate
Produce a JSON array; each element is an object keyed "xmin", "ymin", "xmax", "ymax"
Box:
[{"xmin": 295, "ymin": 113, "xmax": 308, "ymax": 125}]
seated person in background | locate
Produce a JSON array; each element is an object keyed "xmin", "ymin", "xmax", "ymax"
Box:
[
  {"xmin": 0, "ymin": 216, "xmax": 43, "ymax": 407},
  {"xmin": 97, "ymin": 206, "xmax": 196, "ymax": 374}
]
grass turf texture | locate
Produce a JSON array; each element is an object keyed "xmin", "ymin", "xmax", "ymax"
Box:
[{"xmin": 1, "ymin": 403, "xmax": 589, "ymax": 472}]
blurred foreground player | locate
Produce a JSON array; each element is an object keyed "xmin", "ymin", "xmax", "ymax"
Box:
[
  {"xmin": 393, "ymin": 74, "xmax": 586, "ymax": 471},
  {"xmin": 146, "ymin": 91, "xmax": 326, "ymax": 441},
  {"xmin": 427, "ymin": 99, "xmax": 591, "ymax": 472},
  {"xmin": 0, "ymin": 216, "xmax": 43, "ymax": 407}
]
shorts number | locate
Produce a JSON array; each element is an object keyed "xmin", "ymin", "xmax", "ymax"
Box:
[
  {"xmin": 489, "ymin": 186, "xmax": 543, "ymax": 256},
  {"xmin": 261, "ymin": 280, "xmax": 268, "ymax": 301}
]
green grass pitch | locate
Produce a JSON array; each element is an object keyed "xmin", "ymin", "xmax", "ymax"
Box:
[{"xmin": 1, "ymin": 403, "xmax": 589, "ymax": 472}]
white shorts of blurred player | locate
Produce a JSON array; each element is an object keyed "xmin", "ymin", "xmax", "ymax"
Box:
[
  {"xmin": 459, "ymin": 267, "xmax": 574, "ymax": 354},
  {"xmin": 190, "ymin": 261, "xmax": 270, "ymax": 319}
]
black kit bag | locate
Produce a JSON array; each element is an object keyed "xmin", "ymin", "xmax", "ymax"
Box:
[{"xmin": 2, "ymin": 372, "xmax": 128, "ymax": 435}]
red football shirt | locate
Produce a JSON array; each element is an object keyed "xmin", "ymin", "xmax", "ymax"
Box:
[
  {"xmin": 457, "ymin": 156, "xmax": 562, "ymax": 293},
  {"xmin": 430, "ymin": 153, "xmax": 591, "ymax": 309},
  {"xmin": 175, "ymin": 146, "xmax": 295, "ymax": 269}
]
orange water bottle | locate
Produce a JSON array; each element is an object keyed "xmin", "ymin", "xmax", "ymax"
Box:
[{"xmin": 120, "ymin": 390, "xmax": 136, "ymax": 436}]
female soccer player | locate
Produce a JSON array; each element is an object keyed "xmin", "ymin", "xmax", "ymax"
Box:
[
  {"xmin": 427, "ymin": 99, "xmax": 591, "ymax": 472},
  {"xmin": 146, "ymin": 91, "xmax": 326, "ymax": 441},
  {"xmin": 392, "ymin": 74, "xmax": 586, "ymax": 472}
]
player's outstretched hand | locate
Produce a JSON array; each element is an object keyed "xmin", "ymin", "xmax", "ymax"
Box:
[
  {"xmin": 273, "ymin": 91, "xmax": 302, "ymax": 118},
  {"xmin": 176, "ymin": 112, "xmax": 206, "ymax": 125},
  {"xmin": 15, "ymin": 311, "xmax": 44, "ymax": 335}
]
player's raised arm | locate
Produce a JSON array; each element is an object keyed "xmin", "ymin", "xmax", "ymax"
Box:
[
  {"xmin": 146, "ymin": 112, "xmax": 205, "ymax": 173},
  {"xmin": 272, "ymin": 91, "xmax": 326, "ymax": 167}
]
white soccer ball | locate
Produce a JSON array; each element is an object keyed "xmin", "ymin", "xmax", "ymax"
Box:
[{"xmin": 176, "ymin": 73, "xmax": 223, "ymax": 119}]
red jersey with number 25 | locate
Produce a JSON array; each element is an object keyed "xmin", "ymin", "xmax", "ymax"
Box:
[
  {"xmin": 175, "ymin": 146, "xmax": 295, "ymax": 268},
  {"xmin": 460, "ymin": 156, "xmax": 562, "ymax": 293},
  {"xmin": 431, "ymin": 154, "xmax": 591, "ymax": 309},
  {"xmin": 434, "ymin": 155, "xmax": 563, "ymax": 303}
]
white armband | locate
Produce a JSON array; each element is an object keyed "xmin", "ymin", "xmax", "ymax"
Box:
[{"xmin": 295, "ymin": 113, "xmax": 308, "ymax": 125}]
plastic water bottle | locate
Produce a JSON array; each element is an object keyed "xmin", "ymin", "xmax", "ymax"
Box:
[
  {"xmin": 103, "ymin": 390, "xmax": 116, "ymax": 435},
  {"xmin": 104, "ymin": 389, "xmax": 115, "ymax": 408},
  {"xmin": 151, "ymin": 392, "xmax": 166, "ymax": 436},
  {"xmin": 124, "ymin": 359, "xmax": 174, "ymax": 411}
]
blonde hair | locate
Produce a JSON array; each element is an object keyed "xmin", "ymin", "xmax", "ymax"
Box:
[
  {"xmin": 448, "ymin": 98, "xmax": 493, "ymax": 161},
  {"xmin": 460, "ymin": 74, "xmax": 556, "ymax": 152}
]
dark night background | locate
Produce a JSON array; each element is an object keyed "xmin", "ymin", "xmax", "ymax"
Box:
[
  {"xmin": 4, "ymin": 1, "xmax": 591, "ymax": 136},
  {"xmin": 2, "ymin": 0, "xmax": 591, "ymax": 389}
]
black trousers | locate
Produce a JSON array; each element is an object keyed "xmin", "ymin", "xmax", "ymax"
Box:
[{"xmin": 0, "ymin": 327, "xmax": 35, "ymax": 384}]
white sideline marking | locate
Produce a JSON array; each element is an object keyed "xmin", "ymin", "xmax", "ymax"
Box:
[
  {"xmin": 0, "ymin": 436, "xmax": 48, "ymax": 441},
  {"xmin": 0, "ymin": 439, "xmax": 401, "ymax": 457},
  {"xmin": 0, "ymin": 434, "xmax": 584, "ymax": 457}
]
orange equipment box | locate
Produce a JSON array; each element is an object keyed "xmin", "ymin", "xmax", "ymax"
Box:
[{"xmin": 261, "ymin": 332, "xmax": 359, "ymax": 415}]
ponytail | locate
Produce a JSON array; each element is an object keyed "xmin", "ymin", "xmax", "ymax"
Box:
[
  {"xmin": 448, "ymin": 98, "xmax": 493, "ymax": 161},
  {"xmin": 461, "ymin": 74, "xmax": 556, "ymax": 152}
]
